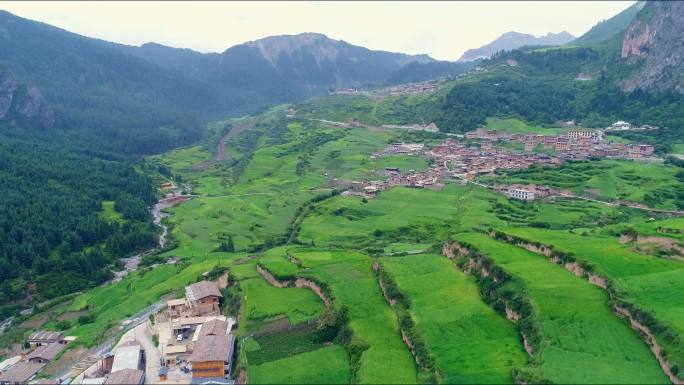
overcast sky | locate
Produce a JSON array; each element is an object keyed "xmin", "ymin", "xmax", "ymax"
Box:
[{"xmin": 1, "ymin": 1, "xmax": 632, "ymax": 61}]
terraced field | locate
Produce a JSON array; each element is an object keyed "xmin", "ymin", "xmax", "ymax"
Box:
[
  {"xmin": 381, "ymin": 253, "xmax": 526, "ymax": 383},
  {"xmin": 500, "ymin": 227, "xmax": 684, "ymax": 374},
  {"xmin": 14, "ymin": 111, "xmax": 684, "ymax": 384},
  {"xmin": 260, "ymin": 248, "xmax": 418, "ymax": 384},
  {"xmin": 458, "ymin": 233, "xmax": 668, "ymax": 384}
]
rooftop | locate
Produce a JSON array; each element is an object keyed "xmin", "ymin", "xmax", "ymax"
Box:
[
  {"xmin": 111, "ymin": 344, "xmax": 141, "ymax": 372},
  {"xmin": 199, "ymin": 319, "xmax": 230, "ymax": 337},
  {"xmin": 186, "ymin": 281, "xmax": 222, "ymax": 302},
  {"xmin": 167, "ymin": 298, "xmax": 187, "ymax": 307},
  {"xmin": 0, "ymin": 362, "xmax": 46, "ymax": 383},
  {"xmin": 189, "ymin": 334, "xmax": 234, "ymax": 363},
  {"xmin": 105, "ymin": 369, "xmax": 144, "ymax": 385},
  {"xmin": 0, "ymin": 356, "xmax": 22, "ymax": 372},
  {"xmin": 25, "ymin": 343, "xmax": 66, "ymax": 362},
  {"xmin": 28, "ymin": 331, "xmax": 63, "ymax": 342}
]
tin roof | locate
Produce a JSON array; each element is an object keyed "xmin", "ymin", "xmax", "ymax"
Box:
[
  {"xmin": 0, "ymin": 362, "xmax": 45, "ymax": 383},
  {"xmin": 28, "ymin": 331, "xmax": 63, "ymax": 342},
  {"xmin": 25, "ymin": 343, "xmax": 66, "ymax": 362}
]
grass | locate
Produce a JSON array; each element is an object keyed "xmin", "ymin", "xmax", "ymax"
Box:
[
  {"xmin": 486, "ymin": 117, "xmax": 564, "ymax": 135},
  {"xmin": 261, "ymin": 248, "xmax": 418, "ymax": 384},
  {"xmin": 248, "ymin": 345, "xmax": 351, "ymax": 384},
  {"xmin": 458, "ymin": 233, "xmax": 667, "ymax": 384},
  {"xmin": 671, "ymin": 143, "xmax": 684, "ymax": 155},
  {"xmin": 500, "ymin": 227, "xmax": 684, "ymax": 376},
  {"xmin": 98, "ymin": 201, "xmax": 124, "ymax": 224},
  {"xmin": 381, "ymin": 253, "xmax": 526, "ymax": 384},
  {"xmin": 241, "ymin": 276, "xmax": 324, "ymax": 328}
]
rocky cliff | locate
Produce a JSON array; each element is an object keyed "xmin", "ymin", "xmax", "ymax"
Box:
[
  {"xmin": 0, "ymin": 66, "xmax": 54, "ymax": 129},
  {"xmin": 620, "ymin": 1, "xmax": 684, "ymax": 93}
]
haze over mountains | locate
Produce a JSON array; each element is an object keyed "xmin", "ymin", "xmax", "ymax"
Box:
[{"xmin": 457, "ymin": 31, "xmax": 575, "ymax": 62}]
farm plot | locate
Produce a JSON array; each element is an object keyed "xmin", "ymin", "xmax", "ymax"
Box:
[
  {"xmin": 502, "ymin": 227, "xmax": 684, "ymax": 374},
  {"xmin": 260, "ymin": 248, "xmax": 417, "ymax": 384},
  {"xmin": 240, "ymin": 276, "xmax": 324, "ymax": 332},
  {"xmin": 248, "ymin": 345, "xmax": 351, "ymax": 384},
  {"xmin": 458, "ymin": 233, "xmax": 667, "ymax": 384},
  {"xmin": 381, "ymin": 254, "xmax": 526, "ymax": 384}
]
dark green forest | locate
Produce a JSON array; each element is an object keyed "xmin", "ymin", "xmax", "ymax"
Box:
[{"xmin": 0, "ymin": 132, "xmax": 157, "ymax": 316}]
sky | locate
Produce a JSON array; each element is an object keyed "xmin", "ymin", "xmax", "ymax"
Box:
[{"xmin": 0, "ymin": 1, "xmax": 633, "ymax": 61}]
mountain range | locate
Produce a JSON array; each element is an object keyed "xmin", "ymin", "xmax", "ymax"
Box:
[{"xmin": 457, "ymin": 31, "xmax": 575, "ymax": 62}]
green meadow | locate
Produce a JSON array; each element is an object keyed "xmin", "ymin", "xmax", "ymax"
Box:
[
  {"xmin": 458, "ymin": 233, "xmax": 667, "ymax": 384},
  {"xmin": 486, "ymin": 117, "xmax": 564, "ymax": 135},
  {"xmin": 381, "ymin": 254, "xmax": 526, "ymax": 384}
]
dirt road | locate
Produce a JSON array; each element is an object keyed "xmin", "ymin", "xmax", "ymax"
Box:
[{"xmin": 193, "ymin": 118, "xmax": 256, "ymax": 171}]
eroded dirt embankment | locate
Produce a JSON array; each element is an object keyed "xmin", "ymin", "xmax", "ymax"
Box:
[
  {"xmin": 443, "ymin": 242, "xmax": 535, "ymax": 357},
  {"xmin": 256, "ymin": 264, "xmax": 332, "ymax": 309},
  {"xmin": 489, "ymin": 232, "xmax": 683, "ymax": 384}
]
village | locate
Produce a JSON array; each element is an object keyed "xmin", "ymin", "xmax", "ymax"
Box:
[
  {"xmin": 0, "ymin": 279, "xmax": 235, "ymax": 385},
  {"xmin": 343, "ymin": 121, "xmax": 657, "ymax": 201}
]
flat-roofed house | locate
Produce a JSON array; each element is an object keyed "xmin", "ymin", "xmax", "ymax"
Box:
[
  {"xmin": 111, "ymin": 344, "xmax": 144, "ymax": 373},
  {"xmin": 185, "ymin": 281, "xmax": 222, "ymax": 317},
  {"xmin": 189, "ymin": 319, "xmax": 235, "ymax": 381},
  {"xmin": 166, "ymin": 298, "xmax": 188, "ymax": 319},
  {"xmin": 105, "ymin": 369, "xmax": 144, "ymax": 385},
  {"xmin": 27, "ymin": 331, "xmax": 63, "ymax": 347},
  {"xmin": 0, "ymin": 362, "xmax": 46, "ymax": 385},
  {"xmin": 25, "ymin": 343, "xmax": 66, "ymax": 364}
]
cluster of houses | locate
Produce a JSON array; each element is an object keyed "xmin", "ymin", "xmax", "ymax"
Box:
[
  {"xmin": 2, "ymin": 279, "xmax": 235, "ymax": 385},
  {"xmin": 372, "ymin": 79, "xmax": 442, "ymax": 97},
  {"xmin": 344, "ymin": 124, "xmax": 657, "ymax": 201},
  {"xmin": 0, "ymin": 331, "xmax": 76, "ymax": 385},
  {"xmin": 463, "ymin": 126, "xmax": 655, "ymax": 159},
  {"xmin": 160, "ymin": 280, "xmax": 234, "ymax": 384}
]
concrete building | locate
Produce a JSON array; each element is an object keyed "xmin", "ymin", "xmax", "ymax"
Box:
[
  {"xmin": 509, "ymin": 188, "xmax": 536, "ymax": 201},
  {"xmin": 111, "ymin": 344, "xmax": 145, "ymax": 373}
]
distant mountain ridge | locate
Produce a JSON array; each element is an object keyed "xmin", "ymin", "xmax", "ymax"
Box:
[
  {"xmin": 572, "ymin": 1, "xmax": 645, "ymax": 46},
  {"xmin": 457, "ymin": 31, "xmax": 575, "ymax": 62}
]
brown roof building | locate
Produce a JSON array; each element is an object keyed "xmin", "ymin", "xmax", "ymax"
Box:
[
  {"xmin": 104, "ymin": 369, "xmax": 144, "ymax": 385},
  {"xmin": 185, "ymin": 281, "xmax": 222, "ymax": 317},
  {"xmin": 25, "ymin": 343, "xmax": 66, "ymax": 364},
  {"xmin": 189, "ymin": 319, "xmax": 234, "ymax": 380},
  {"xmin": 0, "ymin": 362, "xmax": 46, "ymax": 385}
]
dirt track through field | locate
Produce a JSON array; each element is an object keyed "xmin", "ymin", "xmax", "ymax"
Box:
[{"xmin": 193, "ymin": 118, "xmax": 256, "ymax": 171}]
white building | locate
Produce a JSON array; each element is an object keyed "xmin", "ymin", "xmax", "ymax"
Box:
[{"xmin": 509, "ymin": 188, "xmax": 535, "ymax": 201}]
